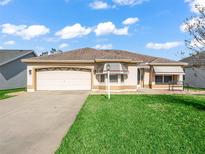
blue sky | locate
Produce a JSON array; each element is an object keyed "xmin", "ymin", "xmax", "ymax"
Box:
[{"xmin": 0, "ymin": 0, "xmax": 200, "ymax": 60}]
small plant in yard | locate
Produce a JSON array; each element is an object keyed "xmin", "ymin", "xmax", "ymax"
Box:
[{"xmin": 56, "ymin": 95, "xmax": 205, "ymax": 154}]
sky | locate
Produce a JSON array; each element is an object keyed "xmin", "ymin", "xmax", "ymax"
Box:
[{"xmin": 0, "ymin": 0, "xmax": 203, "ymax": 60}]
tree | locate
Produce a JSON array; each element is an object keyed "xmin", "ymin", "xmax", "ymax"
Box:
[
  {"xmin": 40, "ymin": 51, "xmax": 49, "ymax": 56},
  {"xmin": 181, "ymin": 4, "xmax": 205, "ymax": 86},
  {"xmin": 50, "ymin": 48, "xmax": 63, "ymax": 54},
  {"xmin": 40, "ymin": 48, "xmax": 63, "ymax": 56},
  {"xmin": 183, "ymin": 4, "xmax": 205, "ymax": 54}
]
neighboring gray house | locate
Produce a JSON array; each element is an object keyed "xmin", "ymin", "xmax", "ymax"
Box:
[
  {"xmin": 181, "ymin": 51, "xmax": 205, "ymax": 88},
  {"xmin": 0, "ymin": 50, "xmax": 36, "ymax": 90}
]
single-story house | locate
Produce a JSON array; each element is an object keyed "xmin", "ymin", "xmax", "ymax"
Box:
[
  {"xmin": 22, "ymin": 48, "xmax": 187, "ymax": 92},
  {"xmin": 0, "ymin": 50, "xmax": 36, "ymax": 90},
  {"xmin": 181, "ymin": 51, "xmax": 205, "ymax": 88}
]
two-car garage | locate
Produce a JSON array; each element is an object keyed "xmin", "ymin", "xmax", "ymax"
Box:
[{"xmin": 36, "ymin": 68, "xmax": 91, "ymax": 91}]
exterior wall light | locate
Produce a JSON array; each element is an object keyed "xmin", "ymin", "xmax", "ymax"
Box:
[{"xmin": 29, "ymin": 70, "xmax": 32, "ymax": 75}]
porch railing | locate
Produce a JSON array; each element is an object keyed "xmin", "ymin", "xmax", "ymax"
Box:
[{"xmin": 168, "ymin": 81, "xmax": 184, "ymax": 91}]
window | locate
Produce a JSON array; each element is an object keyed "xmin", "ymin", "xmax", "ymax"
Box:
[
  {"xmin": 121, "ymin": 75, "xmax": 124, "ymax": 83},
  {"xmin": 110, "ymin": 75, "xmax": 118, "ymax": 83},
  {"xmin": 100, "ymin": 75, "xmax": 105, "ymax": 83},
  {"xmin": 164, "ymin": 75, "xmax": 172, "ymax": 83},
  {"xmin": 155, "ymin": 75, "xmax": 163, "ymax": 84},
  {"xmin": 155, "ymin": 75, "xmax": 173, "ymax": 84}
]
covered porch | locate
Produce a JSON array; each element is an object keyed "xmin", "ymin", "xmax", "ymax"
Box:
[
  {"xmin": 150, "ymin": 66, "xmax": 184, "ymax": 90},
  {"xmin": 137, "ymin": 65, "xmax": 185, "ymax": 90}
]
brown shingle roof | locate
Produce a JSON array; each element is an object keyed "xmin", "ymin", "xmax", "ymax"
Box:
[
  {"xmin": 23, "ymin": 48, "xmax": 186, "ymax": 65},
  {"xmin": 181, "ymin": 51, "xmax": 205, "ymax": 67}
]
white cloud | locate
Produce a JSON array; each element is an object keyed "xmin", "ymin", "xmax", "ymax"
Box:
[
  {"xmin": 55, "ymin": 23, "xmax": 92, "ymax": 39},
  {"xmin": 0, "ymin": 46, "xmax": 3, "ymax": 49},
  {"xmin": 113, "ymin": 0, "xmax": 148, "ymax": 6},
  {"xmin": 95, "ymin": 22, "xmax": 115, "ymax": 35},
  {"xmin": 185, "ymin": 0, "xmax": 205, "ymax": 13},
  {"xmin": 1, "ymin": 23, "xmax": 50, "ymax": 40},
  {"xmin": 59, "ymin": 43, "xmax": 69, "ymax": 49},
  {"xmin": 0, "ymin": 0, "xmax": 11, "ymax": 6},
  {"xmin": 89, "ymin": 1, "xmax": 110, "ymax": 10},
  {"xmin": 123, "ymin": 17, "xmax": 139, "ymax": 25},
  {"xmin": 4, "ymin": 40, "xmax": 15, "ymax": 45},
  {"xmin": 146, "ymin": 41, "xmax": 183, "ymax": 50},
  {"xmin": 114, "ymin": 27, "xmax": 129, "ymax": 35},
  {"xmin": 44, "ymin": 37, "xmax": 58, "ymax": 42},
  {"xmin": 93, "ymin": 44, "xmax": 113, "ymax": 49},
  {"xmin": 19, "ymin": 25, "xmax": 50, "ymax": 40},
  {"xmin": 94, "ymin": 21, "xmax": 128, "ymax": 36},
  {"xmin": 1, "ymin": 24, "xmax": 27, "ymax": 34}
]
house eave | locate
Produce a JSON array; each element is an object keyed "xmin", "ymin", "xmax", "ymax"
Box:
[
  {"xmin": 22, "ymin": 59, "xmax": 95, "ymax": 64},
  {"xmin": 149, "ymin": 62, "xmax": 188, "ymax": 66},
  {"xmin": 22, "ymin": 59, "xmax": 143, "ymax": 64}
]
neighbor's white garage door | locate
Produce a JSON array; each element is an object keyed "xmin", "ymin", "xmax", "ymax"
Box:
[{"xmin": 36, "ymin": 69, "xmax": 91, "ymax": 90}]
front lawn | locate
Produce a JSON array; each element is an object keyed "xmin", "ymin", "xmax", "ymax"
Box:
[
  {"xmin": 56, "ymin": 95, "xmax": 205, "ymax": 154},
  {"xmin": 0, "ymin": 88, "xmax": 25, "ymax": 100}
]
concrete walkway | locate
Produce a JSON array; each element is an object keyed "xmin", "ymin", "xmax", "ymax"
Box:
[{"xmin": 0, "ymin": 91, "xmax": 89, "ymax": 154}]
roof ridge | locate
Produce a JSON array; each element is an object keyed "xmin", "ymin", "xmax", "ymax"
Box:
[{"xmin": 0, "ymin": 49, "xmax": 33, "ymax": 52}]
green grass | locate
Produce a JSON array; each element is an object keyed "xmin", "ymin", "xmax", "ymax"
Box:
[
  {"xmin": 56, "ymin": 95, "xmax": 205, "ymax": 154},
  {"xmin": 0, "ymin": 88, "xmax": 25, "ymax": 100},
  {"xmin": 184, "ymin": 86, "xmax": 205, "ymax": 91}
]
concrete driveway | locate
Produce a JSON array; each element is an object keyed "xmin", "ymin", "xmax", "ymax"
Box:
[{"xmin": 0, "ymin": 91, "xmax": 89, "ymax": 154}]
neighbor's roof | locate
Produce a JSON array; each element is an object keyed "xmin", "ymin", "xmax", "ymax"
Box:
[
  {"xmin": 23, "ymin": 48, "xmax": 187, "ymax": 65},
  {"xmin": 0, "ymin": 50, "xmax": 35, "ymax": 66},
  {"xmin": 181, "ymin": 51, "xmax": 205, "ymax": 67}
]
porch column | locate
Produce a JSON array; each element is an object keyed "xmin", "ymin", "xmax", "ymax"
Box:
[
  {"xmin": 136, "ymin": 67, "xmax": 141, "ymax": 90},
  {"xmin": 149, "ymin": 66, "xmax": 153, "ymax": 89},
  {"xmin": 91, "ymin": 69, "xmax": 94, "ymax": 90},
  {"xmin": 179, "ymin": 74, "xmax": 183, "ymax": 82},
  {"xmin": 118, "ymin": 74, "xmax": 121, "ymax": 85}
]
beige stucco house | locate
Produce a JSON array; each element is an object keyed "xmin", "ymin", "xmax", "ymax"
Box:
[{"xmin": 22, "ymin": 48, "xmax": 187, "ymax": 92}]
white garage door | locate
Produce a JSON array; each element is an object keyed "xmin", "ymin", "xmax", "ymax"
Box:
[{"xmin": 36, "ymin": 68, "xmax": 91, "ymax": 90}]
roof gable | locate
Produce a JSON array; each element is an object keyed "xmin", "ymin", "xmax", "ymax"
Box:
[
  {"xmin": 0, "ymin": 50, "xmax": 35, "ymax": 66},
  {"xmin": 181, "ymin": 51, "xmax": 205, "ymax": 66}
]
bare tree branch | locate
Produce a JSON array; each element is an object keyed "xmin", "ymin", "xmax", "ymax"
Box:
[{"xmin": 184, "ymin": 4, "xmax": 205, "ymax": 54}]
